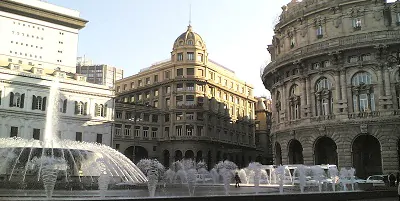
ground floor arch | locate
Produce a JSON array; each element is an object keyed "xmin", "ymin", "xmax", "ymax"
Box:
[
  {"xmin": 163, "ymin": 150, "xmax": 170, "ymax": 168},
  {"xmin": 275, "ymin": 142, "xmax": 282, "ymax": 165},
  {"xmin": 352, "ymin": 134, "xmax": 382, "ymax": 178},
  {"xmin": 314, "ymin": 137, "xmax": 338, "ymax": 165},
  {"xmin": 185, "ymin": 150, "xmax": 194, "ymax": 159},
  {"xmin": 288, "ymin": 139, "xmax": 303, "ymax": 164},
  {"xmin": 124, "ymin": 146, "xmax": 148, "ymax": 163},
  {"xmin": 175, "ymin": 150, "xmax": 183, "ymax": 161}
]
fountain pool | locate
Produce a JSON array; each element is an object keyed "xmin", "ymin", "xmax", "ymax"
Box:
[{"xmin": 0, "ymin": 81, "xmax": 147, "ymax": 199}]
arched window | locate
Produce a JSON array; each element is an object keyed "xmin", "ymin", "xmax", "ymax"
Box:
[
  {"xmin": 351, "ymin": 71, "xmax": 375, "ymax": 112},
  {"xmin": 32, "ymin": 95, "xmax": 46, "ymax": 111},
  {"xmin": 315, "ymin": 77, "xmax": 333, "ymax": 116},
  {"xmin": 289, "ymin": 85, "xmax": 300, "ymax": 120},
  {"xmin": 187, "ymin": 40, "xmax": 193, "ymax": 45},
  {"xmin": 75, "ymin": 101, "xmax": 85, "ymax": 115},
  {"xmin": 95, "ymin": 103, "xmax": 106, "ymax": 117}
]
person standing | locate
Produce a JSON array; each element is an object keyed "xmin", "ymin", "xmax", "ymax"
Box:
[{"xmin": 234, "ymin": 172, "xmax": 241, "ymax": 188}]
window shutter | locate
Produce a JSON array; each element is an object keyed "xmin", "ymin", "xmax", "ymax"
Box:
[
  {"xmin": 104, "ymin": 104, "xmax": 107, "ymax": 117},
  {"xmin": 94, "ymin": 103, "xmax": 98, "ymax": 117},
  {"xmin": 74, "ymin": 101, "xmax": 78, "ymax": 114},
  {"xmin": 32, "ymin": 95, "xmax": 37, "ymax": 110},
  {"xmin": 84, "ymin": 102, "xmax": 88, "ymax": 115},
  {"xmin": 63, "ymin": 99, "xmax": 67, "ymax": 113},
  {"xmin": 20, "ymin": 93, "xmax": 25, "ymax": 108},
  {"xmin": 42, "ymin": 97, "xmax": 47, "ymax": 111},
  {"xmin": 9, "ymin": 92, "xmax": 14, "ymax": 107}
]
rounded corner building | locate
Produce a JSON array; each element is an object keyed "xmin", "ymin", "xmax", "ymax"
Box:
[{"xmin": 262, "ymin": 0, "xmax": 400, "ymax": 178}]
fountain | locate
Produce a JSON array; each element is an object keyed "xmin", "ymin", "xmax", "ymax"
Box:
[
  {"xmin": 275, "ymin": 165, "xmax": 285, "ymax": 194},
  {"xmin": 328, "ymin": 166, "xmax": 339, "ymax": 192},
  {"xmin": 293, "ymin": 165, "xmax": 308, "ymax": 193},
  {"xmin": 248, "ymin": 162, "xmax": 262, "ymax": 194},
  {"xmin": 311, "ymin": 166, "xmax": 325, "ymax": 192},
  {"xmin": 0, "ymin": 81, "xmax": 147, "ymax": 199}
]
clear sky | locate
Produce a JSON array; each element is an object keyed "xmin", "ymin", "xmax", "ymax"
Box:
[{"xmin": 46, "ymin": 0, "xmax": 294, "ymax": 97}]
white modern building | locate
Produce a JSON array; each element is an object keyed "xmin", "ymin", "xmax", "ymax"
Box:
[
  {"xmin": 0, "ymin": 0, "xmax": 87, "ymax": 73},
  {"xmin": 0, "ymin": 0, "xmax": 115, "ymax": 145}
]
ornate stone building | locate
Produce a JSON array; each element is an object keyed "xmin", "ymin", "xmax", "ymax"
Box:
[
  {"xmin": 114, "ymin": 25, "xmax": 260, "ymax": 168},
  {"xmin": 262, "ymin": 0, "xmax": 400, "ymax": 178}
]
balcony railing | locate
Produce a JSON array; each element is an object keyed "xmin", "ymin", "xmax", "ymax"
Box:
[{"xmin": 348, "ymin": 111, "xmax": 380, "ymax": 119}]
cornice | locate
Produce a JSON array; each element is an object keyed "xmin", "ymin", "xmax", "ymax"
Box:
[
  {"xmin": 0, "ymin": 0, "xmax": 87, "ymax": 29},
  {"xmin": 272, "ymin": 115, "xmax": 400, "ymax": 134},
  {"xmin": 264, "ymin": 30, "xmax": 400, "ymax": 79},
  {"xmin": 0, "ymin": 79, "xmax": 114, "ymax": 98}
]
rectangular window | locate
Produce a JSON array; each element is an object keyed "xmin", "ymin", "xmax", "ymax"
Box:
[
  {"xmin": 197, "ymin": 126, "xmax": 203, "ymax": 136},
  {"xmin": 154, "ymin": 100, "xmax": 158, "ymax": 108},
  {"xmin": 197, "ymin": 53, "xmax": 203, "ymax": 62},
  {"xmin": 116, "ymin": 111, "xmax": 122, "ymax": 119},
  {"xmin": 152, "ymin": 114, "xmax": 158, "ymax": 123},
  {"xmin": 177, "ymin": 53, "xmax": 183, "ymax": 61},
  {"xmin": 33, "ymin": 128, "xmax": 40, "ymax": 140},
  {"xmin": 176, "ymin": 126, "xmax": 183, "ymax": 136},
  {"xmin": 353, "ymin": 18, "xmax": 362, "ymax": 30},
  {"xmin": 10, "ymin": 126, "xmax": 18, "ymax": 137},
  {"xmin": 144, "ymin": 113, "xmax": 150, "ymax": 121},
  {"xmin": 138, "ymin": 80, "xmax": 143, "ymax": 86},
  {"xmin": 165, "ymin": 98, "xmax": 170, "ymax": 108},
  {"xmin": 135, "ymin": 126, "xmax": 140, "ymax": 137},
  {"xmin": 125, "ymin": 125, "xmax": 132, "ymax": 136},
  {"xmin": 176, "ymin": 112, "xmax": 183, "ymax": 120},
  {"xmin": 154, "ymin": 75, "xmax": 158, "ymax": 83},
  {"xmin": 116, "ymin": 144, "xmax": 120, "ymax": 150},
  {"xmin": 316, "ymin": 25, "xmax": 323, "ymax": 38},
  {"xmin": 75, "ymin": 132, "xmax": 82, "ymax": 142},
  {"xmin": 165, "ymin": 86, "xmax": 171, "ymax": 93},
  {"xmin": 186, "ymin": 112, "xmax": 194, "ymax": 120},
  {"xmin": 165, "ymin": 71, "xmax": 170, "ymax": 79},
  {"xmin": 176, "ymin": 95, "xmax": 183, "ymax": 106},
  {"xmin": 186, "ymin": 83, "xmax": 194, "ymax": 91},
  {"xmin": 96, "ymin": 134, "xmax": 103, "ymax": 143},
  {"xmin": 125, "ymin": 112, "xmax": 132, "ymax": 120},
  {"xmin": 165, "ymin": 114, "xmax": 170, "ymax": 122},
  {"xmin": 143, "ymin": 127, "xmax": 149, "ymax": 138},
  {"xmin": 177, "ymin": 68, "xmax": 183, "ymax": 76},
  {"xmin": 151, "ymin": 128, "xmax": 157, "ymax": 138},
  {"xmin": 187, "ymin": 68, "xmax": 194, "ymax": 76},
  {"xmin": 115, "ymin": 124, "xmax": 122, "ymax": 136},
  {"xmin": 187, "ymin": 52, "xmax": 194, "ymax": 60},
  {"xmin": 145, "ymin": 77, "xmax": 150, "ymax": 85}
]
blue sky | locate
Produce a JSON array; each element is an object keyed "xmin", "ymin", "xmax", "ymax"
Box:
[{"xmin": 46, "ymin": 0, "xmax": 293, "ymax": 97}]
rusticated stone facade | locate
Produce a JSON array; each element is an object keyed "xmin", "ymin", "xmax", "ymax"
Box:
[{"xmin": 262, "ymin": 0, "xmax": 400, "ymax": 178}]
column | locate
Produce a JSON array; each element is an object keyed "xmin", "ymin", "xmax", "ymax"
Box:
[
  {"xmin": 301, "ymin": 78, "xmax": 307, "ymax": 105},
  {"xmin": 383, "ymin": 67, "xmax": 391, "ymax": 96},
  {"xmin": 281, "ymin": 84, "xmax": 287, "ymax": 121},
  {"xmin": 334, "ymin": 71, "xmax": 341, "ymax": 113},
  {"xmin": 354, "ymin": 93, "xmax": 359, "ymax": 112},
  {"xmin": 340, "ymin": 69, "xmax": 347, "ymax": 102},
  {"xmin": 306, "ymin": 78, "xmax": 312, "ymax": 115},
  {"xmin": 377, "ymin": 66, "xmax": 384, "ymax": 96}
]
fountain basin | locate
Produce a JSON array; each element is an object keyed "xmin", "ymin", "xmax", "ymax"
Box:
[{"xmin": 0, "ymin": 137, "xmax": 147, "ymax": 197}]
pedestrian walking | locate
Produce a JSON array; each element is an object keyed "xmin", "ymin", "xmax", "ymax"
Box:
[{"xmin": 234, "ymin": 172, "xmax": 241, "ymax": 188}]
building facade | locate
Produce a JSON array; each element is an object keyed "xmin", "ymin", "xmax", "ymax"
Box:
[
  {"xmin": 262, "ymin": 0, "xmax": 400, "ymax": 178},
  {"xmin": 76, "ymin": 64, "xmax": 124, "ymax": 88},
  {"xmin": 0, "ymin": 0, "xmax": 87, "ymax": 73},
  {"xmin": 255, "ymin": 97, "xmax": 273, "ymax": 164},
  {"xmin": 0, "ymin": 0, "xmax": 115, "ymax": 146},
  {"xmin": 114, "ymin": 25, "xmax": 260, "ymax": 168}
]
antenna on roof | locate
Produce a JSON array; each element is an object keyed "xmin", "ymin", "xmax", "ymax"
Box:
[{"xmin": 189, "ymin": 3, "xmax": 192, "ymax": 25}]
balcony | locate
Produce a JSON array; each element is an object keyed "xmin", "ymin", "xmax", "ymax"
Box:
[{"xmin": 348, "ymin": 111, "xmax": 380, "ymax": 119}]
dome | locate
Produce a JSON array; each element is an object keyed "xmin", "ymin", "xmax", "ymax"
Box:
[{"xmin": 173, "ymin": 25, "xmax": 206, "ymax": 50}]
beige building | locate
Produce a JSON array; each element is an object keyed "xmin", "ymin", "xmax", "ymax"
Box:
[
  {"xmin": 114, "ymin": 25, "xmax": 260, "ymax": 168},
  {"xmin": 254, "ymin": 97, "xmax": 273, "ymax": 164},
  {"xmin": 262, "ymin": 0, "xmax": 400, "ymax": 178}
]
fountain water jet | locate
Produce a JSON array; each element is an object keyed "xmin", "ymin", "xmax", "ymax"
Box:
[{"xmin": 0, "ymin": 80, "xmax": 147, "ymax": 199}]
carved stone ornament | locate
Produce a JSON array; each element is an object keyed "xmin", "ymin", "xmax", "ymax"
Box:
[
  {"xmin": 360, "ymin": 124, "xmax": 368, "ymax": 134},
  {"xmin": 373, "ymin": 9, "xmax": 382, "ymax": 21},
  {"xmin": 333, "ymin": 15, "xmax": 342, "ymax": 28}
]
